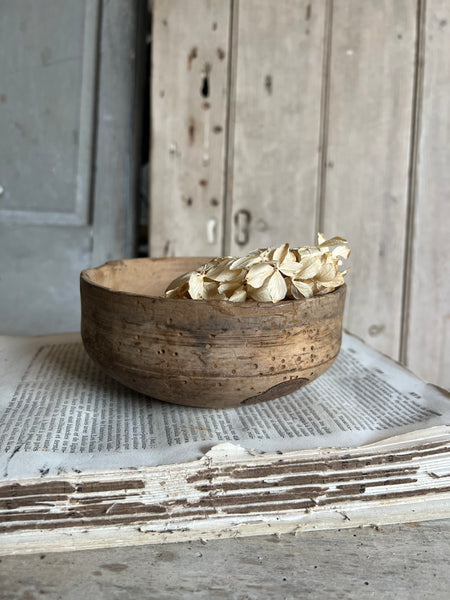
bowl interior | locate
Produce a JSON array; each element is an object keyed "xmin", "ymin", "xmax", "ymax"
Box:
[{"xmin": 82, "ymin": 257, "xmax": 211, "ymax": 297}]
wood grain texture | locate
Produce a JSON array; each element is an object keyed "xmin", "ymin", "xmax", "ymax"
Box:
[
  {"xmin": 406, "ymin": 0, "xmax": 450, "ymax": 389},
  {"xmin": 322, "ymin": 0, "xmax": 416, "ymax": 359},
  {"xmin": 150, "ymin": 0, "xmax": 231, "ymax": 257},
  {"xmin": 227, "ymin": 0, "xmax": 327, "ymax": 255},
  {"xmin": 80, "ymin": 258, "xmax": 345, "ymax": 408}
]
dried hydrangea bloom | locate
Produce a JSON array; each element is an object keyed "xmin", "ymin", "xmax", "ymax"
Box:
[
  {"xmin": 245, "ymin": 243, "xmax": 303, "ymax": 303},
  {"xmin": 164, "ymin": 234, "xmax": 349, "ymax": 303}
]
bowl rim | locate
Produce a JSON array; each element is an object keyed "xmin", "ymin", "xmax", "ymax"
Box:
[{"xmin": 80, "ymin": 257, "xmax": 346, "ymax": 309}]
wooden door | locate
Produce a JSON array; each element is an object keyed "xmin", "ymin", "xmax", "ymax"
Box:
[{"xmin": 0, "ymin": 0, "xmax": 144, "ymax": 335}]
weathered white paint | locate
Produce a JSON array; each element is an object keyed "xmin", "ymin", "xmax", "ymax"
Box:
[
  {"xmin": 1, "ymin": 428, "xmax": 450, "ymax": 555},
  {"xmin": 227, "ymin": 0, "xmax": 327, "ymax": 255},
  {"xmin": 150, "ymin": 0, "xmax": 231, "ymax": 257},
  {"xmin": 322, "ymin": 0, "xmax": 416, "ymax": 359},
  {"xmin": 406, "ymin": 0, "xmax": 450, "ymax": 388},
  {"xmin": 149, "ymin": 0, "xmax": 448, "ymax": 389}
]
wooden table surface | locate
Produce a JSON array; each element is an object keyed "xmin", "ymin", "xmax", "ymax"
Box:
[{"xmin": 1, "ymin": 519, "xmax": 449, "ymax": 599}]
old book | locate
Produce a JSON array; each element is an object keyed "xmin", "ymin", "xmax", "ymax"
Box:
[{"xmin": 0, "ymin": 332, "xmax": 449, "ymax": 555}]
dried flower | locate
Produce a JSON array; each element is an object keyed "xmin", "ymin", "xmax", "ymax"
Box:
[{"xmin": 164, "ymin": 234, "xmax": 350, "ymax": 303}]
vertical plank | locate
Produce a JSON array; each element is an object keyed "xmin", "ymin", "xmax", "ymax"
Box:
[
  {"xmin": 150, "ymin": 0, "xmax": 231, "ymax": 257},
  {"xmin": 406, "ymin": 0, "xmax": 450, "ymax": 388},
  {"xmin": 92, "ymin": 0, "xmax": 145, "ymax": 264},
  {"xmin": 228, "ymin": 0, "xmax": 327, "ymax": 255},
  {"xmin": 322, "ymin": 0, "xmax": 416, "ymax": 358}
]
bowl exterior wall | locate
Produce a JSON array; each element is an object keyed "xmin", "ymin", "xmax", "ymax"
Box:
[{"xmin": 81, "ymin": 271, "xmax": 346, "ymax": 408}]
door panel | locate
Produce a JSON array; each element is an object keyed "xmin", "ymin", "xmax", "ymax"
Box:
[
  {"xmin": 0, "ymin": 0, "xmax": 143, "ymax": 335},
  {"xmin": 0, "ymin": 0, "xmax": 95, "ymax": 223}
]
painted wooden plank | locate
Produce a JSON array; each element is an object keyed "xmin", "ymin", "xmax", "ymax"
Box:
[
  {"xmin": 406, "ymin": 0, "xmax": 450, "ymax": 389},
  {"xmin": 227, "ymin": 0, "xmax": 327, "ymax": 256},
  {"xmin": 150, "ymin": 0, "xmax": 231, "ymax": 257},
  {"xmin": 322, "ymin": 0, "xmax": 416, "ymax": 359},
  {"xmin": 92, "ymin": 0, "xmax": 145, "ymax": 264},
  {"xmin": 0, "ymin": 224, "xmax": 92, "ymax": 334},
  {"xmin": 0, "ymin": 0, "xmax": 142, "ymax": 336}
]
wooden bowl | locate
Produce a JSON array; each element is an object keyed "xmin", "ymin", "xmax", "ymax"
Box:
[{"xmin": 80, "ymin": 258, "xmax": 346, "ymax": 409}]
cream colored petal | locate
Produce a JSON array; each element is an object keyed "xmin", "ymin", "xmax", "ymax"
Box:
[
  {"xmin": 247, "ymin": 283, "xmax": 272, "ymax": 302},
  {"xmin": 229, "ymin": 287, "xmax": 247, "ymax": 302},
  {"xmin": 333, "ymin": 277, "xmax": 345, "ymax": 288},
  {"xmin": 291, "ymin": 279, "xmax": 314, "ymax": 298},
  {"xmin": 213, "ymin": 267, "xmax": 245, "ymax": 282},
  {"xmin": 230, "ymin": 255, "xmax": 261, "ymax": 270},
  {"xmin": 279, "ymin": 260, "xmax": 302, "ymax": 277},
  {"xmin": 318, "ymin": 235, "xmax": 347, "ymax": 248},
  {"xmin": 164, "ymin": 271, "xmax": 191, "ymax": 294},
  {"xmin": 327, "ymin": 252, "xmax": 340, "ymax": 268},
  {"xmin": 229, "ymin": 268, "xmax": 247, "ymax": 283},
  {"xmin": 317, "ymin": 232, "xmax": 327, "ymax": 245},
  {"xmin": 316, "ymin": 261, "xmax": 338, "ymax": 283},
  {"xmin": 202, "ymin": 281, "xmax": 225, "ymax": 300},
  {"xmin": 295, "ymin": 256, "xmax": 321, "ymax": 279},
  {"xmin": 268, "ymin": 270, "xmax": 287, "ymax": 303},
  {"xmin": 205, "ymin": 257, "xmax": 232, "ymax": 280},
  {"xmin": 273, "ymin": 243, "xmax": 289, "ymax": 264},
  {"xmin": 246, "ymin": 262, "xmax": 274, "ymax": 288},
  {"xmin": 218, "ymin": 281, "xmax": 242, "ymax": 295},
  {"xmin": 332, "ymin": 245, "xmax": 351, "ymax": 260},
  {"xmin": 287, "ymin": 250, "xmax": 298, "ymax": 262},
  {"xmin": 320, "ymin": 272, "xmax": 345, "ymax": 288},
  {"xmin": 286, "ymin": 280, "xmax": 299, "ymax": 299},
  {"xmin": 165, "ymin": 283, "xmax": 189, "ymax": 298},
  {"xmin": 188, "ymin": 272, "xmax": 206, "ymax": 299},
  {"xmin": 265, "ymin": 247, "xmax": 276, "ymax": 261},
  {"xmin": 198, "ymin": 258, "xmax": 221, "ymax": 274},
  {"xmin": 296, "ymin": 246, "xmax": 322, "ymax": 258}
]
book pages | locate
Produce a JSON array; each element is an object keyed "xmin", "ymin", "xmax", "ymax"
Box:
[{"xmin": 0, "ymin": 332, "xmax": 448, "ymax": 481}]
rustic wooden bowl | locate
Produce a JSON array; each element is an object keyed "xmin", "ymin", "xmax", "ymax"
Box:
[{"xmin": 80, "ymin": 258, "xmax": 346, "ymax": 409}]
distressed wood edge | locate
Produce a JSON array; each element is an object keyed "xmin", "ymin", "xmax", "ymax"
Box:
[
  {"xmin": 1, "ymin": 498, "xmax": 449, "ymax": 557},
  {"xmin": 2, "ymin": 429, "xmax": 450, "ymax": 555}
]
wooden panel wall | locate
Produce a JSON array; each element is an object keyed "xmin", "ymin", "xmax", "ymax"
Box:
[
  {"xmin": 150, "ymin": 0, "xmax": 449, "ymax": 389},
  {"xmin": 406, "ymin": 0, "xmax": 450, "ymax": 389},
  {"xmin": 150, "ymin": 0, "xmax": 231, "ymax": 257},
  {"xmin": 227, "ymin": 0, "xmax": 326, "ymax": 255},
  {"xmin": 322, "ymin": 0, "xmax": 416, "ymax": 359}
]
